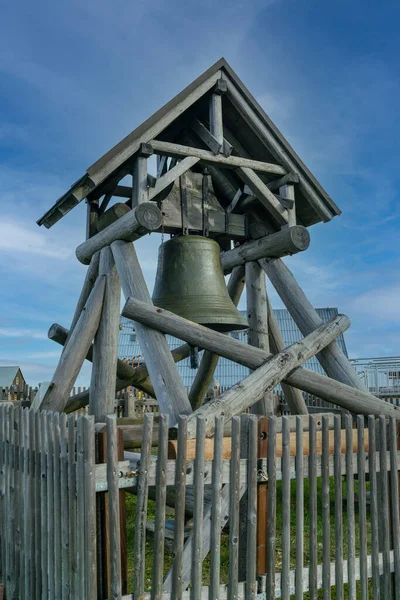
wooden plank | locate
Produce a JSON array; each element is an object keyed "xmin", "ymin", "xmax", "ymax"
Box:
[
  {"xmin": 209, "ymin": 416, "xmax": 223, "ymax": 600},
  {"xmin": 281, "ymin": 416, "xmax": 290, "ymax": 600},
  {"xmin": 389, "ymin": 418, "xmax": 400, "ymax": 599},
  {"xmin": 84, "ymin": 416, "xmax": 97, "ymax": 600},
  {"xmin": 369, "ymin": 416, "xmax": 380, "ymax": 600},
  {"xmin": 132, "ymin": 154, "xmax": 149, "ymax": 207},
  {"xmin": 133, "ymin": 414, "xmax": 154, "ymax": 598},
  {"xmin": 295, "ymin": 416, "xmax": 304, "ymax": 599},
  {"xmin": 34, "ymin": 410, "xmax": 42, "ymax": 599},
  {"xmin": 245, "ymin": 416, "xmax": 258, "ymax": 600},
  {"xmin": 106, "ymin": 415, "xmax": 122, "ymax": 600},
  {"xmin": 112, "ymin": 240, "xmax": 192, "ymax": 425},
  {"xmin": 267, "ymin": 416, "xmax": 277, "ymax": 599},
  {"xmin": 46, "ymin": 411, "xmax": 55, "ymax": 599},
  {"xmin": 22, "ymin": 409, "xmax": 30, "ymax": 599},
  {"xmin": 60, "ymin": 413, "xmax": 69, "ymax": 600},
  {"xmin": 152, "ymin": 414, "xmax": 168, "ymax": 598},
  {"xmin": 334, "ymin": 415, "xmax": 344, "ymax": 600},
  {"xmin": 150, "ymin": 139, "xmax": 286, "ymax": 175},
  {"xmin": 89, "ymin": 247, "xmax": 121, "ymax": 421},
  {"xmin": 76, "ymin": 417, "xmax": 86, "ymax": 600},
  {"xmin": 308, "ymin": 415, "xmax": 318, "ymax": 598},
  {"xmin": 379, "ymin": 416, "xmax": 391, "ymax": 598},
  {"xmin": 38, "ymin": 276, "xmax": 106, "ymax": 412},
  {"xmin": 228, "ymin": 417, "xmax": 241, "ymax": 599},
  {"xmin": 40, "ymin": 411, "xmax": 49, "ymax": 600},
  {"xmin": 0, "ymin": 406, "xmax": 5, "ymax": 586},
  {"xmin": 171, "ymin": 416, "xmax": 188, "ymax": 599},
  {"xmin": 357, "ymin": 415, "xmax": 368, "ymax": 600},
  {"xmin": 75, "ymin": 201, "xmax": 162, "ymax": 265},
  {"xmin": 117, "ymin": 429, "xmax": 128, "ymax": 595},
  {"xmin": 68, "ymin": 414, "xmax": 78, "ymax": 598},
  {"xmin": 192, "ymin": 118, "xmax": 222, "ymax": 154},
  {"xmin": 345, "ymin": 415, "xmax": 356, "ymax": 600},
  {"xmin": 261, "ymin": 257, "xmax": 368, "ymax": 392},
  {"xmin": 267, "ymin": 172, "xmax": 300, "ymax": 192},
  {"xmin": 221, "ymin": 226, "xmax": 310, "ymax": 274},
  {"xmin": 237, "ymin": 167, "xmax": 289, "ymax": 225},
  {"xmin": 209, "ymin": 92, "xmax": 224, "ymax": 147},
  {"xmin": 279, "ymin": 183, "xmax": 296, "ymax": 227},
  {"xmin": 321, "ymin": 415, "xmax": 331, "ymax": 600},
  {"xmin": 53, "ymin": 413, "xmax": 62, "ymax": 600},
  {"xmin": 191, "ymin": 417, "xmax": 206, "ymax": 600}
]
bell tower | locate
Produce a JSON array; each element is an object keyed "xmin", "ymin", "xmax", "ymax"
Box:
[{"xmin": 34, "ymin": 58, "xmax": 389, "ymax": 429}]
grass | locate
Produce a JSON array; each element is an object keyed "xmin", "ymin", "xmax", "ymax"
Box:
[{"xmin": 124, "ymin": 474, "xmax": 375, "ymax": 598}]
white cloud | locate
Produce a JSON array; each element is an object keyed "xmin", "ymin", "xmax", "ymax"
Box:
[
  {"xmin": 0, "ymin": 219, "xmax": 73, "ymax": 259},
  {"xmin": 0, "ymin": 328, "xmax": 47, "ymax": 340},
  {"xmin": 350, "ymin": 286, "xmax": 400, "ymax": 323}
]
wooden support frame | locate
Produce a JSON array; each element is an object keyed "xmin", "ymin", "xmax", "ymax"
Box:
[{"xmin": 237, "ymin": 167, "xmax": 289, "ymax": 226}]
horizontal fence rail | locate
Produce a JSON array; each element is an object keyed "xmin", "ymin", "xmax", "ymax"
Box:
[{"xmin": 1, "ymin": 409, "xmax": 400, "ymax": 599}]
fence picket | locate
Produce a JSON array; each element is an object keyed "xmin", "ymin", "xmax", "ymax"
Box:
[
  {"xmin": 245, "ymin": 415, "xmax": 257, "ymax": 600},
  {"xmin": 60, "ymin": 413, "xmax": 69, "ymax": 600},
  {"xmin": 34, "ymin": 410, "xmax": 42, "ymax": 599},
  {"xmin": 281, "ymin": 415, "xmax": 290, "ymax": 600},
  {"xmin": 267, "ymin": 416, "xmax": 277, "ymax": 600},
  {"xmin": 171, "ymin": 415, "xmax": 188, "ymax": 600},
  {"xmin": 389, "ymin": 418, "xmax": 400, "ymax": 600},
  {"xmin": 23, "ymin": 409, "xmax": 31, "ymax": 599},
  {"xmin": 228, "ymin": 416, "xmax": 241, "ymax": 600},
  {"xmin": 152, "ymin": 414, "xmax": 168, "ymax": 598},
  {"xmin": 47, "ymin": 412, "xmax": 55, "ymax": 600},
  {"xmin": 0, "ymin": 407, "xmax": 5, "ymax": 584},
  {"xmin": 321, "ymin": 414, "xmax": 331, "ymax": 600},
  {"xmin": 84, "ymin": 415, "xmax": 97, "ymax": 600},
  {"xmin": 106, "ymin": 414, "xmax": 122, "ymax": 600},
  {"xmin": 68, "ymin": 414, "xmax": 77, "ymax": 598},
  {"xmin": 77, "ymin": 416, "xmax": 86, "ymax": 599},
  {"xmin": 378, "ymin": 416, "xmax": 391, "ymax": 599},
  {"xmin": 40, "ymin": 410, "xmax": 48, "ymax": 600},
  {"xmin": 345, "ymin": 414, "xmax": 356, "ymax": 600},
  {"xmin": 295, "ymin": 415, "xmax": 304, "ymax": 599},
  {"xmin": 192, "ymin": 416, "xmax": 206, "ymax": 600},
  {"xmin": 357, "ymin": 415, "xmax": 368, "ymax": 600},
  {"xmin": 368, "ymin": 416, "xmax": 380, "ymax": 600},
  {"xmin": 209, "ymin": 416, "xmax": 223, "ymax": 600},
  {"xmin": 53, "ymin": 413, "xmax": 62, "ymax": 600},
  {"xmin": 308, "ymin": 414, "xmax": 318, "ymax": 599}
]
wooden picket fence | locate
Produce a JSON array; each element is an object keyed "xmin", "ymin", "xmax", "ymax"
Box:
[{"xmin": 0, "ymin": 407, "xmax": 400, "ymax": 599}]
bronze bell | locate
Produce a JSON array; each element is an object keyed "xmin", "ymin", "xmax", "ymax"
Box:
[{"xmin": 152, "ymin": 235, "xmax": 248, "ymax": 332}]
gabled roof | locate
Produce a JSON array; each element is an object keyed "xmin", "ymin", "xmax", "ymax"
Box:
[
  {"xmin": 37, "ymin": 58, "xmax": 341, "ymax": 230},
  {"xmin": 0, "ymin": 366, "xmax": 21, "ymax": 388}
]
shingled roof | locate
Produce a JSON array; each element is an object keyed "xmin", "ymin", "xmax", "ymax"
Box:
[{"xmin": 37, "ymin": 58, "xmax": 340, "ymax": 231}]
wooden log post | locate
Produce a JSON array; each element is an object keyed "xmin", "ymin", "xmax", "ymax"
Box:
[
  {"xmin": 246, "ymin": 261, "xmax": 275, "ymax": 415},
  {"xmin": 86, "ymin": 198, "xmax": 99, "ymax": 239},
  {"xmin": 209, "ymin": 80, "xmax": 225, "ymax": 147},
  {"xmin": 266, "ymin": 295, "xmax": 308, "ymax": 415},
  {"xmin": 279, "ymin": 183, "xmax": 296, "ymax": 227},
  {"xmin": 131, "ymin": 143, "xmax": 153, "ymax": 208},
  {"xmin": 89, "ymin": 247, "xmax": 121, "ymax": 422},
  {"xmin": 260, "ymin": 257, "xmax": 368, "ymax": 392},
  {"xmin": 188, "ymin": 265, "xmax": 245, "ymax": 410},
  {"xmin": 184, "ymin": 315, "xmax": 350, "ymax": 437},
  {"xmin": 221, "ymin": 226, "xmax": 310, "ymax": 274},
  {"xmin": 111, "ymin": 240, "xmax": 192, "ymax": 425},
  {"xmin": 76, "ymin": 202, "xmax": 162, "ymax": 265},
  {"xmin": 34, "ymin": 276, "xmax": 106, "ymax": 412},
  {"xmin": 121, "ymin": 297, "xmax": 400, "ymax": 421}
]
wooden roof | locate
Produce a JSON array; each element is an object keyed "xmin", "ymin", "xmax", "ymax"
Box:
[{"xmin": 37, "ymin": 58, "xmax": 340, "ymax": 230}]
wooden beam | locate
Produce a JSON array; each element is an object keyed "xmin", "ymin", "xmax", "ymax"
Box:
[
  {"xmin": 149, "ymin": 140, "xmax": 286, "ymax": 175},
  {"xmin": 111, "ymin": 240, "xmax": 192, "ymax": 425},
  {"xmin": 89, "ymin": 248, "xmax": 121, "ymax": 422},
  {"xmin": 267, "ymin": 172, "xmax": 300, "ymax": 192},
  {"xmin": 184, "ymin": 315, "xmax": 351, "ymax": 437},
  {"xmin": 266, "ymin": 295, "xmax": 308, "ymax": 415},
  {"xmin": 131, "ymin": 143, "xmax": 153, "ymax": 207},
  {"xmin": 209, "ymin": 93, "xmax": 224, "ymax": 147},
  {"xmin": 192, "ymin": 119, "xmax": 221, "ymax": 154},
  {"xmin": 149, "ymin": 156, "xmax": 200, "ymax": 200},
  {"xmin": 237, "ymin": 167, "xmax": 288, "ymax": 225},
  {"xmin": 86, "ymin": 198, "xmax": 99, "ymax": 239},
  {"xmin": 188, "ymin": 266, "xmax": 245, "ymax": 410},
  {"xmin": 221, "ymin": 226, "xmax": 310, "ymax": 274},
  {"xmin": 260, "ymin": 257, "xmax": 369, "ymax": 392},
  {"xmin": 280, "ymin": 184, "xmax": 296, "ymax": 227},
  {"xmin": 76, "ymin": 202, "xmax": 162, "ymax": 265},
  {"xmin": 34, "ymin": 276, "xmax": 106, "ymax": 412}
]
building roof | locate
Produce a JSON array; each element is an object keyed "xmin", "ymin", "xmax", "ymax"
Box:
[
  {"xmin": 119, "ymin": 308, "xmax": 348, "ymax": 390},
  {"xmin": 0, "ymin": 366, "xmax": 21, "ymax": 388},
  {"xmin": 37, "ymin": 57, "xmax": 340, "ymax": 230}
]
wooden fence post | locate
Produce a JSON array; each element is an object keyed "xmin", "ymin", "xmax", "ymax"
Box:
[{"xmin": 257, "ymin": 417, "xmax": 269, "ymax": 576}]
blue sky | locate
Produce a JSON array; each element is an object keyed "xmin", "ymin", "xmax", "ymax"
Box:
[{"xmin": 0, "ymin": 0, "xmax": 399, "ymax": 386}]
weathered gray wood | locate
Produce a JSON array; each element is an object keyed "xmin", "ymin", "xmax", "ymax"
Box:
[
  {"xmin": 76, "ymin": 202, "xmax": 162, "ymax": 265},
  {"xmin": 189, "ymin": 265, "xmax": 245, "ymax": 410},
  {"xmin": 96, "ymin": 203, "xmax": 131, "ymax": 232},
  {"xmin": 13, "ymin": 409, "xmax": 22, "ymax": 600},
  {"xmin": 4, "ymin": 407, "xmax": 11, "ymax": 595},
  {"xmin": 66, "ymin": 251, "xmax": 100, "ymax": 347},
  {"xmin": 267, "ymin": 416, "xmax": 277, "ymax": 599},
  {"xmin": 76, "ymin": 417, "xmax": 86, "ymax": 600},
  {"xmin": 238, "ymin": 167, "xmax": 289, "ymax": 225},
  {"xmin": 308, "ymin": 415, "xmax": 318, "ymax": 598},
  {"xmin": 388, "ymin": 418, "xmax": 400, "ymax": 599},
  {"xmin": 171, "ymin": 416, "xmax": 188, "ymax": 599},
  {"xmin": 321, "ymin": 415, "xmax": 331, "ymax": 600},
  {"xmin": 112, "ymin": 240, "xmax": 192, "ymax": 425},
  {"xmin": 267, "ymin": 172, "xmax": 300, "ymax": 192},
  {"xmin": 357, "ymin": 415, "xmax": 368, "ymax": 600},
  {"xmin": 0, "ymin": 406, "xmax": 5, "ymax": 584},
  {"xmin": 266, "ymin": 296, "xmax": 308, "ymax": 415},
  {"xmin": 334, "ymin": 415, "xmax": 343, "ymax": 600},
  {"xmin": 246, "ymin": 261, "xmax": 273, "ymax": 415},
  {"xmin": 152, "ymin": 414, "xmax": 168, "ymax": 598},
  {"xmin": 38, "ymin": 276, "xmax": 106, "ymax": 412},
  {"xmin": 295, "ymin": 415, "xmax": 304, "ymax": 599},
  {"xmin": 150, "ymin": 139, "xmax": 286, "ymax": 175},
  {"xmin": 245, "ymin": 416, "xmax": 257, "ymax": 600},
  {"xmin": 378, "ymin": 416, "xmax": 391, "ymax": 599},
  {"xmin": 191, "ymin": 417, "xmax": 206, "ymax": 600},
  {"xmin": 210, "ymin": 416, "xmax": 224, "ymax": 600},
  {"xmin": 151, "ymin": 155, "xmax": 200, "ymax": 201},
  {"xmin": 228, "ymin": 417, "xmax": 241, "ymax": 599},
  {"xmin": 224, "ymin": 77, "xmax": 333, "ymax": 222},
  {"xmin": 46, "ymin": 412, "xmax": 55, "ymax": 599},
  {"xmin": 22, "ymin": 409, "xmax": 31, "ymax": 599},
  {"xmin": 68, "ymin": 414, "xmax": 78, "ymax": 597},
  {"xmin": 209, "ymin": 92, "xmax": 224, "ymax": 147},
  {"xmin": 40, "ymin": 411, "xmax": 48, "ymax": 600},
  {"xmin": 53, "ymin": 413, "xmax": 62, "ymax": 600},
  {"xmin": 60, "ymin": 413, "xmax": 69, "ymax": 600},
  {"xmin": 89, "ymin": 247, "xmax": 121, "ymax": 421},
  {"xmin": 134, "ymin": 414, "xmax": 153, "ymax": 599},
  {"xmin": 132, "ymin": 154, "xmax": 149, "ymax": 207},
  {"xmin": 106, "ymin": 414, "xmax": 122, "ymax": 600},
  {"xmin": 34, "ymin": 410, "xmax": 42, "ymax": 599},
  {"xmin": 279, "ymin": 184, "xmax": 296, "ymax": 227},
  {"xmin": 192, "ymin": 118, "xmax": 221, "ymax": 154},
  {"xmin": 281, "ymin": 416, "xmax": 291, "ymax": 600},
  {"xmin": 221, "ymin": 226, "xmax": 310, "ymax": 274},
  {"xmin": 181, "ymin": 315, "xmax": 350, "ymax": 438},
  {"xmin": 368, "ymin": 416, "xmax": 380, "ymax": 599},
  {"xmin": 345, "ymin": 415, "xmax": 356, "ymax": 600},
  {"xmin": 261, "ymin": 257, "xmax": 368, "ymax": 392},
  {"xmin": 84, "ymin": 416, "xmax": 97, "ymax": 600}
]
